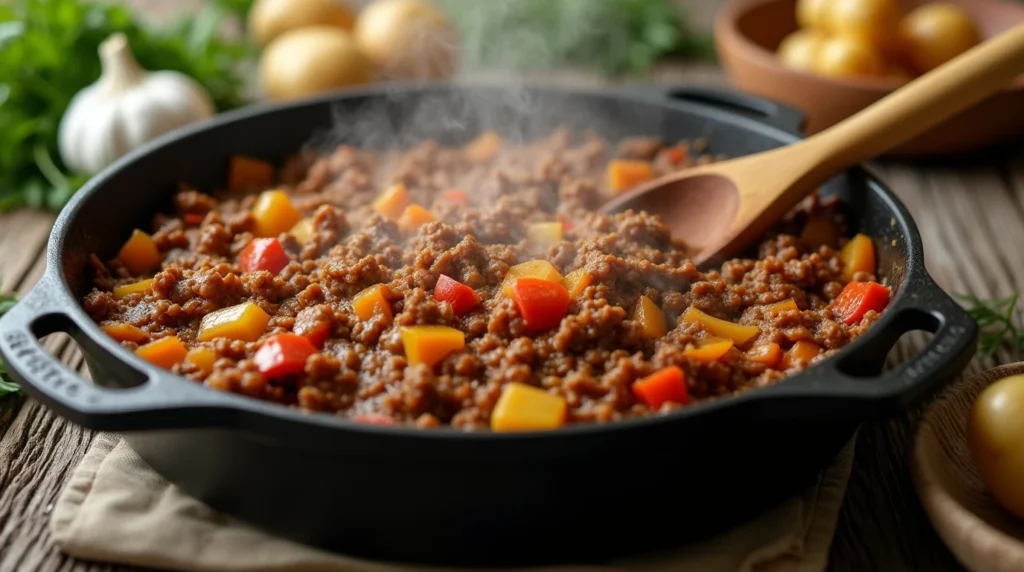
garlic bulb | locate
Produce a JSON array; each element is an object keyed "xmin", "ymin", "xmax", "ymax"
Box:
[{"xmin": 58, "ymin": 33, "xmax": 215, "ymax": 175}]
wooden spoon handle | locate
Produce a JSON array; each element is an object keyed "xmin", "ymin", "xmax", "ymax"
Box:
[{"xmin": 802, "ymin": 24, "xmax": 1024, "ymax": 174}]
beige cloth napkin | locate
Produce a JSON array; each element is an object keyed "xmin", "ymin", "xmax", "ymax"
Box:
[{"xmin": 51, "ymin": 433, "xmax": 856, "ymax": 572}]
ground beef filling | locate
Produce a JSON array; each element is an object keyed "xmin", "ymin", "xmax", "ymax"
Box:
[{"xmin": 83, "ymin": 130, "xmax": 881, "ymax": 430}]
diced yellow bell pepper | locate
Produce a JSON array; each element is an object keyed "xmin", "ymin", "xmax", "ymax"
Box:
[
  {"xmin": 840, "ymin": 234, "xmax": 876, "ymax": 280},
  {"xmin": 635, "ymin": 295, "xmax": 668, "ymax": 339},
  {"xmin": 501, "ymin": 260, "xmax": 563, "ymax": 297},
  {"xmin": 398, "ymin": 203, "xmax": 435, "ymax": 231},
  {"xmin": 136, "ymin": 336, "xmax": 188, "ymax": 369},
  {"xmin": 465, "ymin": 131, "xmax": 503, "ymax": 162},
  {"xmin": 252, "ymin": 190, "xmax": 302, "ymax": 238},
  {"xmin": 290, "ymin": 218, "xmax": 316, "ymax": 245},
  {"xmin": 117, "ymin": 229, "xmax": 161, "ymax": 275},
  {"xmin": 186, "ymin": 347, "xmax": 218, "ymax": 376},
  {"xmin": 401, "ymin": 325, "xmax": 465, "ymax": 368},
  {"xmin": 682, "ymin": 307, "xmax": 760, "ymax": 345},
  {"xmin": 764, "ymin": 299, "xmax": 798, "ymax": 314},
  {"xmin": 102, "ymin": 323, "xmax": 148, "ymax": 343},
  {"xmin": 607, "ymin": 160, "xmax": 654, "ymax": 193},
  {"xmin": 198, "ymin": 302, "xmax": 271, "ymax": 342},
  {"xmin": 112, "ymin": 278, "xmax": 154, "ymax": 300},
  {"xmin": 353, "ymin": 284, "xmax": 392, "ymax": 322},
  {"xmin": 683, "ymin": 337, "xmax": 734, "ymax": 362},
  {"xmin": 561, "ymin": 269, "xmax": 592, "ymax": 298},
  {"xmin": 491, "ymin": 382, "xmax": 567, "ymax": 432},
  {"xmin": 372, "ymin": 184, "xmax": 411, "ymax": 219},
  {"xmin": 526, "ymin": 222, "xmax": 563, "ymax": 246}
]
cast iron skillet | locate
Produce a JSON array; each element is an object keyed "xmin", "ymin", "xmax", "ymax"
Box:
[{"xmin": 0, "ymin": 84, "xmax": 977, "ymax": 567}]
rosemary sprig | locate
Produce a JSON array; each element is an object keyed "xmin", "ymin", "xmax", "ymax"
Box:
[{"xmin": 957, "ymin": 292, "xmax": 1024, "ymax": 357}]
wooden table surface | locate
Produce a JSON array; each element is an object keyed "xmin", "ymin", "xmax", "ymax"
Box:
[{"xmin": 2, "ymin": 2, "xmax": 1023, "ymax": 571}]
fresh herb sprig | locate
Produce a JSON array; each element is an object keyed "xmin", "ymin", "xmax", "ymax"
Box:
[
  {"xmin": 958, "ymin": 292, "xmax": 1024, "ymax": 357},
  {"xmin": 0, "ymin": 286, "xmax": 19, "ymax": 400}
]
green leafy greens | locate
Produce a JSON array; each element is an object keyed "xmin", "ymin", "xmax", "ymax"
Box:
[
  {"xmin": 0, "ymin": 0, "xmax": 254, "ymax": 213},
  {"xmin": 958, "ymin": 292, "xmax": 1024, "ymax": 357},
  {"xmin": 0, "ymin": 286, "xmax": 18, "ymax": 400}
]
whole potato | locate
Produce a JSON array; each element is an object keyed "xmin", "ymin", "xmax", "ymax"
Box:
[
  {"xmin": 354, "ymin": 0, "xmax": 457, "ymax": 81},
  {"xmin": 777, "ymin": 29, "xmax": 827, "ymax": 72},
  {"xmin": 827, "ymin": 0, "xmax": 903, "ymax": 52},
  {"xmin": 813, "ymin": 35, "xmax": 884, "ymax": 78},
  {"xmin": 899, "ymin": 3, "xmax": 981, "ymax": 74},
  {"xmin": 969, "ymin": 374, "xmax": 1024, "ymax": 519},
  {"xmin": 249, "ymin": 0, "xmax": 356, "ymax": 47},
  {"xmin": 260, "ymin": 26, "xmax": 375, "ymax": 101}
]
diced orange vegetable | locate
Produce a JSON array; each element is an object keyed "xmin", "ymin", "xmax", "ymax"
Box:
[
  {"xmin": 117, "ymin": 229, "xmax": 161, "ymax": 275},
  {"xmin": 112, "ymin": 278, "xmax": 154, "ymax": 300},
  {"xmin": 632, "ymin": 366, "xmax": 689, "ymax": 408},
  {"xmin": 401, "ymin": 325, "xmax": 465, "ymax": 368},
  {"xmin": 800, "ymin": 217, "xmax": 839, "ymax": 248},
  {"xmin": 353, "ymin": 284, "xmax": 392, "ymax": 322},
  {"xmin": 781, "ymin": 340, "xmax": 822, "ymax": 370},
  {"xmin": 840, "ymin": 234, "xmax": 876, "ymax": 280},
  {"xmin": 526, "ymin": 222, "xmax": 563, "ymax": 246},
  {"xmin": 607, "ymin": 159, "xmax": 654, "ymax": 193},
  {"xmin": 136, "ymin": 336, "xmax": 188, "ymax": 369},
  {"xmin": 290, "ymin": 218, "xmax": 316, "ymax": 245},
  {"xmin": 491, "ymin": 382, "xmax": 567, "ymax": 432},
  {"xmin": 398, "ymin": 204, "xmax": 435, "ymax": 231},
  {"xmin": 511, "ymin": 278, "xmax": 571, "ymax": 333},
  {"xmin": 833, "ymin": 281, "xmax": 891, "ymax": 325},
  {"xmin": 186, "ymin": 347, "xmax": 218, "ymax": 376},
  {"xmin": 102, "ymin": 323, "xmax": 148, "ymax": 343},
  {"xmin": 561, "ymin": 269, "xmax": 592, "ymax": 298},
  {"xmin": 465, "ymin": 131, "xmax": 503, "ymax": 162},
  {"xmin": 683, "ymin": 337, "xmax": 734, "ymax": 362},
  {"xmin": 747, "ymin": 342, "xmax": 783, "ymax": 368},
  {"xmin": 681, "ymin": 306, "xmax": 760, "ymax": 345},
  {"xmin": 765, "ymin": 299, "xmax": 798, "ymax": 314},
  {"xmin": 294, "ymin": 306, "xmax": 332, "ymax": 348},
  {"xmin": 635, "ymin": 295, "xmax": 668, "ymax": 339},
  {"xmin": 252, "ymin": 190, "xmax": 302, "ymax": 238},
  {"xmin": 372, "ymin": 184, "xmax": 411, "ymax": 219},
  {"xmin": 501, "ymin": 259, "xmax": 563, "ymax": 297},
  {"xmin": 198, "ymin": 302, "xmax": 271, "ymax": 342},
  {"xmin": 664, "ymin": 145, "xmax": 688, "ymax": 165},
  {"xmin": 227, "ymin": 155, "xmax": 275, "ymax": 193},
  {"xmin": 442, "ymin": 189, "xmax": 468, "ymax": 206}
]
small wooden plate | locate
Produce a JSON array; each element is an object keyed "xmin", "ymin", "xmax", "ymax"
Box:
[{"xmin": 914, "ymin": 363, "xmax": 1024, "ymax": 572}]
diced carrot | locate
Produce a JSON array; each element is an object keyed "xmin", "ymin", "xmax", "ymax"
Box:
[
  {"xmin": 683, "ymin": 337, "xmax": 734, "ymax": 362},
  {"xmin": 401, "ymin": 325, "xmax": 465, "ymax": 368},
  {"xmin": 561, "ymin": 269, "xmax": 592, "ymax": 298},
  {"xmin": 800, "ymin": 217, "xmax": 839, "ymax": 248},
  {"xmin": 833, "ymin": 281, "xmax": 890, "ymax": 325},
  {"xmin": 635, "ymin": 295, "xmax": 668, "ymax": 339},
  {"xmin": 607, "ymin": 159, "xmax": 654, "ymax": 193},
  {"xmin": 198, "ymin": 302, "xmax": 271, "ymax": 342},
  {"xmin": 372, "ymin": 184, "xmax": 411, "ymax": 219},
  {"xmin": 632, "ymin": 366, "xmax": 688, "ymax": 408},
  {"xmin": 764, "ymin": 299, "xmax": 798, "ymax": 314},
  {"xmin": 353, "ymin": 284, "xmax": 392, "ymax": 322},
  {"xmin": 781, "ymin": 340, "xmax": 822, "ymax": 370},
  {"xmin": 112, "ymin": 278, "xmax": 154, "ymax": 300},
  {"xmin": 747, "ymin": 342, "xmax": 783, "ymax": 368},
  {"xmin": 102, "ymin": 323, "xmax": 148, "ymax": 343},
  {"xmin": 117, "ymin": 229, "xmax": 161, "ymax": 275},
  {"xmin": 398, "ymin": 204, "xmax": 435, "ymax": 231},
  {"xmin": 681, "ymin": 307, "xmax": 760, "ymax": 345},
  {"xmin": 290, "ymin": 218, "xmax": 316, "ymax": 245},
  {"xmin": 491, "ymin": 382, "xmax": 567, "ymax": 432},
  {"xmin": 185, "ymin": 347, "xmax": 218, "ymax": 376},
  {"xmin": 840, "ymin": 234, "xmax": 876, "ymax": 280},
  {"xmin": 252, "ymin": 190, "xmax": 302, "ymax": 238},
  {"xmin": 501, "ymin": 259, "xmax": 563, "ymax": 297},
  {"xmin": 465, "ymin": 131, "xmax": 503, "ymax": 162},
  {"xmin": 136, "ymin": 336, "xmax": 188, "ymax": 369},
  {"xmin": 441, "ymin": 189, "xmax": 468, "ymax": 206},
  {"xmin": 228, "ymin": 155, "xmax": 275, "ymax": 193},
  {"xmin": 526, "ymin": 222, "xmax": 563, "ymax": 246}
]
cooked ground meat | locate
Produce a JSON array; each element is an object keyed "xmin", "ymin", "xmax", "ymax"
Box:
[{"xmin": 84, "ymin": 129, "xmax": 884, "ymax": 430}]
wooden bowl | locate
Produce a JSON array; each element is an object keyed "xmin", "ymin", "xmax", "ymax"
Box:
[
  {"xmin": 715, "ymin": 0, "xmax": 1024, "ymax": 158},
  {"xmin": 914, "ymin": 364, "xmax": 1024, "ymax": 572}
]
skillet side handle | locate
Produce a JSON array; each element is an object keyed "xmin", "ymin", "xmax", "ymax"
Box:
[
  {"xmin": 662, "ymin": 86, "xmax": 806, "ymax": 135},
  {"xmin": 0, "ymin": 275, "xmax": 232, "ymax": 431}
]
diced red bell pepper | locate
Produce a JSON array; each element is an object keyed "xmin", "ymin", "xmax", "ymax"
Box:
[
  {"xmin": 664, "ymin": 145, "xmax": 688, "ymax": 165},
  {"xmin": 294, "ymin": 306, "xmax": 331, "ymax": 348},
  {"xmin": 556, "ymin": 213, "xmax": 574, "ymax": 231},
  {"xmin": 632, "ymin": 366, "xmax": 689, "ymax": 408},
  {"xmin": 239, "ymin": 237, "xmax": 290, "ymax": 276},
  {"xmin": 352, "ymin": 413, "xmax": 396, "ymax": 426},
  {"xmin": 184, "ymin": 213, "xmax": 205, "ymax": 226},
  {"xmin": 253, "ymin": 333, "xmax": 317, "ymax": 379},
  {"xmin": 510, "ymin": 277, "xmax": 571, "ymax": 333},
  {"xmin": 833, "ymin": 281, "xmax": 891, "ymax": 325},
  {"xmin": 442, "ymin": 189, "xmax": 468, "ymax": 206},
  {"xmin": 434, "ymin": 274, "xmax": 480, "ymax": 316}
]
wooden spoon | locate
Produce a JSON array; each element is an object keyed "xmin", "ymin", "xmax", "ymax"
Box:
[{"xmin": 602, "ymin": 24, "xmax": 1024, "ymax": 267}]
